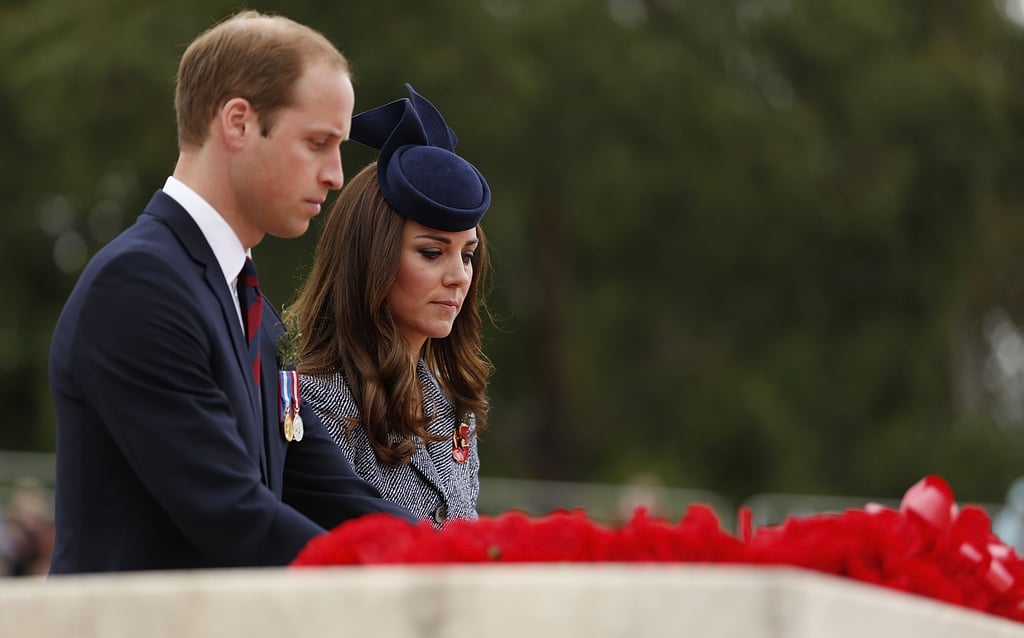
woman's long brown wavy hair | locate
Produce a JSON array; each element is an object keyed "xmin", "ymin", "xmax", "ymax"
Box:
[{"xmin": 290, "ymin": 162, "xmax": 492, "ymax": 466}]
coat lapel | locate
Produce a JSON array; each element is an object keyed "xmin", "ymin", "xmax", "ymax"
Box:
[
  {"xmin": 409, "ymin": 361, "xmax": 455, "ymax": 502},
  {"xmin": 409, "ymin": 440, "xmax": 447, "ymax": 499}
]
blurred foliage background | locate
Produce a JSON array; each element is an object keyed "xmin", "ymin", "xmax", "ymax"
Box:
[{"xmin": 4, "ymin": 0, "xmax": 1024, "ymax": 508}]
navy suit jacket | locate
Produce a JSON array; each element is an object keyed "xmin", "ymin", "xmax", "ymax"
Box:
[{"xmin": 48, "ymin": 190, "xmax": 413, "ymax": 574}]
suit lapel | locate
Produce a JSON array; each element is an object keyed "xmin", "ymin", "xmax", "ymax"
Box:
[
  {"xmin": 142, "ymin": 191, "xmax": 266, "ymax": 479},
  {"xmin": 260, "ymin": 312, "xmax": 285, "ymax": 494}
]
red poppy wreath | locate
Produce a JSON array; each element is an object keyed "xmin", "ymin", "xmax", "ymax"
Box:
[{"xmin": 291, "ymin": 475, "xmax": 1024, "ymax": 624}]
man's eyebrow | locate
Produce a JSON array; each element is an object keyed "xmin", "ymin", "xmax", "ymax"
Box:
[{"xmin": 311, "ymin": 127, "xmax": 345, "ymax": 139}]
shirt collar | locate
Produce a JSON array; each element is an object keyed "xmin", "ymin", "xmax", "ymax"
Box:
[{"xmin": 162, "ymin": 176, "xmax": 250, "ymax": 283}]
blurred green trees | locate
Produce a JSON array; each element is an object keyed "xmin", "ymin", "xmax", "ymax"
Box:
[{"xmin": 4, "ymin": 0, "xmax": 1024, "ymax": 504}]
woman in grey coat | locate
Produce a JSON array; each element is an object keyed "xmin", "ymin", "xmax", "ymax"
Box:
[{"xmin": 290, "ymin": 85, "xmax": 493, "ymax": 527}]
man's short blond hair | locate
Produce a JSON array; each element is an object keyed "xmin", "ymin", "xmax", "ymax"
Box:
[{"xmin": 175, "ymin": 10, "xmax": 349, "ymax": 149}]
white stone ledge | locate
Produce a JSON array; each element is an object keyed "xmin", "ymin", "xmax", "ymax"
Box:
[{"xmin": 3, "ymin": 565, "xmax": 1024, "ymax": 637}]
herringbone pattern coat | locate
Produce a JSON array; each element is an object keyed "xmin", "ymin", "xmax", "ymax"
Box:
[{"xmin": 300, "ymin": 361, "xmax": 480, "ymax": 527}]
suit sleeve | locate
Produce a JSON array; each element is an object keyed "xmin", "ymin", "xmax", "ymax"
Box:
[
  {"xmin": 258, "ymin": 304, "xmax": 416, "ymax": 528},
  {"xmin": 281, "ymin": 402, "xmax": 418, "ymax": 527},
  {"xmin": 70, "ymin": 252, "xmax": 326, "ymax": 565}
]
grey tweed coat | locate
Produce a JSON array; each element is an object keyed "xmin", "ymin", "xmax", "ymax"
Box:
[{"xmin": 300, "ymin": 360, "xmax": 480, "ymax": 527}]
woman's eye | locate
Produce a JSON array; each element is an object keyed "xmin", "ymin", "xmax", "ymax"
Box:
[
  {"xmin": 419, "ymin": 249, "xmax": 442, "ymax": 260},
  {"xmin": 462, "ymin": 253, "xmax": 475, "ymax": 264}
]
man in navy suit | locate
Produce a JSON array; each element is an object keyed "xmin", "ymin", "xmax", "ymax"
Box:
[{"xmin": 47, "ymin": 10, "xmax": 414, "ymax": 574}]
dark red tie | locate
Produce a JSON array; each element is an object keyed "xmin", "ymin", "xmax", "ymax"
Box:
[{"xmin": 237, "ymin": 257, "xmax": 263, "ymax": 389}]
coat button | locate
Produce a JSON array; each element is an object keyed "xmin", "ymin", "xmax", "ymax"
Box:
[{"xmin": 432, "ymin": 505, "xmax": 448, "ymax": 525}]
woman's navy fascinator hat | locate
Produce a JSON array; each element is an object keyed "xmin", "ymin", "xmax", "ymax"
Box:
[{"xmin": 349, "ymin": 84, "xmax": 491, "ymax": 232}]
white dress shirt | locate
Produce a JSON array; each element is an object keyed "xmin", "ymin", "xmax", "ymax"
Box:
[{"xmin": 162, "ymin": 176, "xmax": 249, "ymax": 332}]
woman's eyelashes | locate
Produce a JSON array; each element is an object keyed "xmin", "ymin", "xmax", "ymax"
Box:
[{"xmin": 417, "ymin": 247, "xmax": 475, "ymax": 264}]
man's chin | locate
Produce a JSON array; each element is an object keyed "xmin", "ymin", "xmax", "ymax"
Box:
[{"xmin": 270, "ymin": 222, "xmax": 312, "ymax": 240}]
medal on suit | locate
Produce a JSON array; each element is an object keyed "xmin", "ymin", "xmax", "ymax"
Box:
[
  {"xmin": 283, "ymin": 408, "xmax": 295, "ymax": 442},
  {"xmin": 279, "ymin": 370, "xmax": 302, "ymax": 443}
]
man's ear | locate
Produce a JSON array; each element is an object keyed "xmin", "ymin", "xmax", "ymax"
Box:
[{"xmin": 219, "ymin": 97, "xmax": 255, "ymax": 150}]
